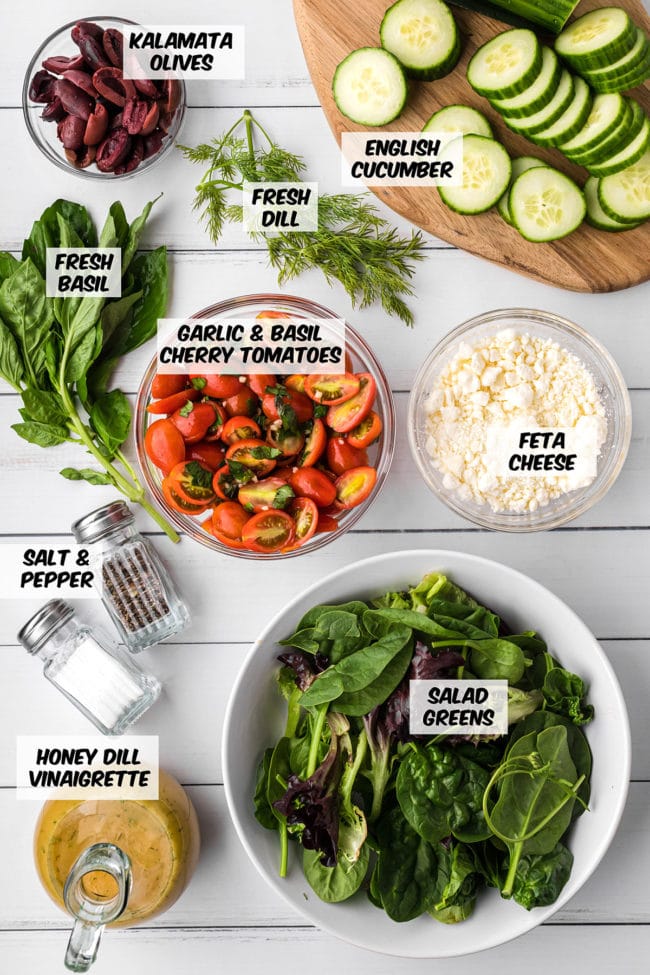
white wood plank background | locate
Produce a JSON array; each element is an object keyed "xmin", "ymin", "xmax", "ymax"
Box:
[{"xmin": 1, "ymin": 1, "xmax": 649, "ymax": 972}]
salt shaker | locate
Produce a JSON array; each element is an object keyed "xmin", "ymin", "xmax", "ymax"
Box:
[
  {"xmin": 18, "ymin": 600, "xmax": 161, "ymax": 735},
  {"xmin": 71, "ymin": 501, "xmax": 189, "ymax": 653}
]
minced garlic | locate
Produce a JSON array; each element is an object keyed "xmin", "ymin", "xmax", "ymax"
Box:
[{"xmin": 423, "ymin": 329, "xmax": 608, "ymax": 513}]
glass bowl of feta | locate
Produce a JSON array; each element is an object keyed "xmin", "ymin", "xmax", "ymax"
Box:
[{"xmin": 408, "ymin": 309, "xmax": 631, "ymax": 532}]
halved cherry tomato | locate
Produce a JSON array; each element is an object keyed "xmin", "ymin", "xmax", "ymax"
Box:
[
  {"xmin": 222, "ymin": 384, "xmax": 258, "ymax": 417},
  {"xmin": 242, "ymin": 509, "xmax": 295, "ymax": 552},
  {"xmin": 285, "ymin": 374, "xmax": 306, "ymax": 394},
  {"xmin": 212, "ymin": 529, "xmax": 247, "ymax": 550},
  {"xmin": 213, "ymin": 465, "xmax": 239, "ymax": 501},
  {"xmin": 326, "ymin": 374, "xmax": 376, "ymax": 433},
  {"xmin": 167, "ymin": 460, "xmax": 216, "ymax": 505},
  {"xmin": 304, "ymin": 373, "xmax": 360, "ymax": 405},
  {"xmin": 144, "ymin": 418, "xmax": 186, "ymax": 475},
  {"xmin": 315, "ymin": 513, "xmax": 339, "ymax": 534},
  {"xmin": 262, "ymin": 388, "xmax": 313, "ymax": 424},
  {"xmin": 248, "ymin": 373, "xmax": 277, "ymax": 398},
  {"xmin": 162, "ymin": 478, "xmax": 210, "ymax": 515},
  {"xmin": 185, "ymin": 440, "xmax": 226, "ymax": 470},
  {"xmin": 266, "ymin": 424, "xmax": 304, "ymax": 457},
  {"xmin": 191, "ymin": 374, "xmax": 242, "ymax": 398},
  {"xmin": 288, "ymin": 468, "xmax": 337, "ymax": 508},
  {"xmin": 221, "ymin": 415, "xmax": 262, "ymax": 445},
  {"xmin": 203, "ymin": 402, "xmax": 227, "ymax": 441},
  {"xmin": 288, "ymin": 497, "xmax": 319, "ymax": 547},
  {"xmin": 298, "ymin": 419, "xmax": 327, "ymax": 467},
  {"xmin": 255, "ymin": 309, "xmax": 290, "ymax": 320},
  {"xmin": 151, "ymin": 373, "xmax": 188, "ymax": 399},
  {"xmin": 170, "ymin": 401, "xmax": 217, "ymax": 444},
  {"xmin": 212, "ymin": 501, "xmax": 250, "ymax": 541},
  {"xmin": 226, "ymin": 438, "xmax": 279, "ymax": 476},
  {"xmin": 334, "ymin": 466, "xmax": 377, "ymax": 508},
  {"xmin": 147, "ymin": 388, "xmax": 200, "ymax": 415},
  {"xmin": 238, "ymin": 477, "xmax": 295, "ymax": 513},
  {"xmin": 325, "ymin": 437, "xmax": 369, "ymax": 475},
  {"xmin": 201, "ymin": 515, "xmax": 215, "ymax": 536},
  {"xmin": 347, "ymin": 410, "xmax": 383, "ymax": 449}
]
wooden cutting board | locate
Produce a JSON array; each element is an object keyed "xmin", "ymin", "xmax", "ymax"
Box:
[{"xmin": 294, "ymin": 0, "xmax": 650, "ymax": 292}]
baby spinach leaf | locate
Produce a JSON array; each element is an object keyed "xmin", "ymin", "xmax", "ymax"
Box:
[
  {"xmin": 334, "ymin": 635, "xmax": 414, "ymax": 716},
  {"xmin": 12, "ymin": 420, "xmax": 69, "ymax": 447},
  {"xmin": 374, "ymin": 807, "xmax": 439, "ymax": 921},
  {"xmin": 542, "ymin": 668, "xmax": 594, "ymax": 725},
  {"xmin": 89, "ymin": 389, "xmax": 131, "ymax": 456},
  {"xmin": 508, "ymin": 711, "xmax": 591, "ymax": 815},
  {"xmin": 396, "ymin": 744, "xmax": 491, "ymax": 846},
  {"xmin": 430, "ymin": 842, "xmax": 482, "ymax": 923},
  {"xmin": 364, "ymin": 607, "xmax": 468, "ymax": 642},
  {"xmin": 303, "ymin": 843, "xmax": 369, "ymax": 903},
  {"xmin": 253, "ymin": 748, "xmax": 277, "ymax": 831},
  {"xmin": 510, "ymin": 841, "xmax": 573, "ymax": 910},
  {"xmin": 470, "ymin": 638, "xmax": 526, "ymax": 683}
]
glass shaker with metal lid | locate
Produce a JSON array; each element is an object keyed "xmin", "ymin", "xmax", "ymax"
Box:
[
  {"xmin": 18, "ymin": 600, "xmax": 160, "ymax": 735},
  {"xmin": 71, "ymin": 501, "xmax": 189, "ymax": 653}
]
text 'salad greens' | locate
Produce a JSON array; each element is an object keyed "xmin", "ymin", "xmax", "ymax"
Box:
[
  {"xmin": 255, "ymin": 571, "xmax": 593, "ymax": 921},
  {"xmin": 0, "ymin": 199, "xmax": 179, "ymax": 539}
]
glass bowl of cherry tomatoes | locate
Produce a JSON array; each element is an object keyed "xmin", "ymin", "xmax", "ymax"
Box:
[{"xmin": 135, "ymin": 294, "xmax": 395, "ymax": 557}]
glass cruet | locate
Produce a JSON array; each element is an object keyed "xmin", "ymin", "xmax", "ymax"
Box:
[{"xmin": 63, "ymin": 843, "xmax": 131, "ymax": 972}]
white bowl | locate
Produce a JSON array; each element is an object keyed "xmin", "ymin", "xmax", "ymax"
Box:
[{"xmin": 222, "ymin": 550, "xmax": 630, "ymax": 958}]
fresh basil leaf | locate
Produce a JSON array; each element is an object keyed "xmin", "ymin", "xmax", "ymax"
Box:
[
  {"xmin": 89, "ymin": 389, "xmax": 131, "ymax": 455},
  {"xmin": 121, "ymin": 247, "xmax": 167, "ymax": 353},
  {"xmin": 60, "ymin": 467, "xmax": 114, "ymax": 486},
  {"xmin": 123, "ymin": 196, "xmax": 160, "ymax": 273},
  {"xmin": 99, "ymin": 291, "xmax": 142, "ymax": 348},
  {"xmin": 21, "ymin": 388, "xmax": 67, "ymax": 426},
  {"xmin": 0, "ymin": 259, "xmax": 52, "ymax": 385},
  {"xmin": 0, "ymin": 316, "xmax": 24, "ymax": 388},
  {"xmin": 108, "ymin": 201, "xmax": 129, "ymax": 250},
  {"xmin": 69, "ymin": 327, "xmax": 102, "ymax": 394},
  {"xmin": 0, "ymin": 252, "xmax": 20, "ymax": 283},
  {"xmin": 22, "ymin": 200, "xmax": 96, "ymax": 275},
  {"xmin": 12, "ymin": 420, "xmax": 69, "ymax": 447}
]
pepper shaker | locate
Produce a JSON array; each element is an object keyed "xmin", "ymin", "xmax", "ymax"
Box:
[
  {"xmin": 71, "ymin": 501, "xmax": 189, "ymax": 652},
  {"xmin": 18, "ymin": 600, "xmax": 160, "ymax": 735}
]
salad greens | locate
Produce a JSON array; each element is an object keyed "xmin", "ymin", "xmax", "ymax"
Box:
[
  {"xmin": 0, "ymin": 199, "xmax": 178, "ymax": 540},
  {"xmin": 254, "ymin": 571, "xmax": 594, "ymax": 922}
]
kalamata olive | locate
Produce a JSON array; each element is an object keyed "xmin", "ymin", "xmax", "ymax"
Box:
[
  {"xmin": 55, "ymin": 79, "xmax": 93, "ymax": 120},
  {"xmin": 58, "ymin": 114, "xmax": 86, "ymax": 150},
  {"xmin": 84, "ymin": 102, "xmax": 109, "ymax": 146},
  {"xmin": 93, "ymin": 67, "xmax": 135, "ymax": 107},
  {"xmin": 42, "ymin": 54, "xmax": 85, "ymax": 75},
  {"xmin": 102, "ymin": 28, "xmax": 124, "ymax": 68},
  {"xmin": 122, "ymin": 96, "xmax": 150, "ymax": 135},
  {"xmin": 29, "ymin": 69, "xmax": 57, "ymax": 103},
  {"xmin": 41, "ymin": 97, "xmax": 66, "ymax": 122},
  {"xmin": 109, "ymin": 111, "xmax": 123, "ymax": 130},
  {"xmin": 133, "ymin": 78, "xmax": 160, "ymax": 98},
  {"xmin": 140, "ymin": 101, "xmax": 159, "ymax": 136},
  {"xmin": 61, "ymin": 69, "xmax": 97, "ymax": 98},
  {"xmin": 162, "ymin": 78, "xmax": 181, "ymax": 115},
  {"xmin": 72, "ymin": 21, "xmax": 110, "ymax": 70},
  {"xmin": 96, "ymin": 127, "xmax": 132, "ymax": 172},
  {"xmin": 143, "ymin": 131, "xmax": 164, "ymax": 159},
  {"xmin": 115, "ymin": 135, "xmax": 144, "ymax": 174},
  {"xmin": 65, "ymin": 144, "xmax": 97, "ymax": 168}
]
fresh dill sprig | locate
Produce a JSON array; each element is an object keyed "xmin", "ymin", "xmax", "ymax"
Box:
[{"xmin": 179, "ymin": 110, "xmax": 425, "ymax": 326}]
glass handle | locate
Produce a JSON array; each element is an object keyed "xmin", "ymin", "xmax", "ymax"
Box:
[{"xmin": 63, "ymin": 843, "xmax": 131, "ymax": 972}]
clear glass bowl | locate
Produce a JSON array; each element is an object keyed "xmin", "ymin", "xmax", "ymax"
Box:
[
  {"xmin": 135, "ymin": 294, "xmax": 396, "ymax": 558},
  {"xmin": 408, "ymin": 309, "xmax": 632, "ymax": 532},
  {"xmin": 22, "ymin": 17, "xmax": 185, "ymax": 180}
]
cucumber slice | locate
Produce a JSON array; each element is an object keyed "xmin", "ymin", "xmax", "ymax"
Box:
[
  {"xmin": 598, "ymin": 148, "xmax": 650, "ymax": 222},
  {"xmin": 569, "ymin": 98, "xmax": 639, "ymax": 166},
  {"xmin": 423, "ymin": 104, "xmax": 493, "ymax": 137},
  {"xmin": 504, "ymin": 70, "xmax": 574, "ymax": 136},
  {"xmin": 509, "ymin": 166, "xmax": 586, "ymax": 241},
  {"xmin": 467, "ymin": 29, "xmax": 542, "ymax": 99},
  {"xmin": 584, "ymin": 176, "xmax": 642, "ymax": 230},
  {"xmin": 489, "ymin": 47, "xmax": 561, "ymax": 119},
  {"xmin": 559, "ymin": 93, "xmax": 627, "ymax": 155},
  {"xmin": 582, "ymin": 28, "xmax": 648, "ymax": 84},
  {"xmin": 588, "ymin": 53, "xmax": 650, "ymax": 93},
  {"xmin": 531, "ymin": 77, "xmax": 592, "ymax": 147},
  {"xmin": 438, "ymin": 135, "xmax": 511, "ymax": 214},
  {"xmin": 332, "ymin": 48, "xmax": 407, "ymax": 126},
  {"xmin": 497, "ymin": 156, "xmax": 546, "ymax": 225},
  {"xmin": 380, "ymin": 0, "xmax": 461, "ymax": 80},
  {"xmin": 555, "ymin": 7, "xmax": 637, "ymax": 70},
  {"xmin": 586, "ymin": 116, "xmax": 650, "ymax": 177}
]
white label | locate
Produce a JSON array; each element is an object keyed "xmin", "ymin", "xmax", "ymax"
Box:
[
  {"xmin": 46, "ymin": 248, "xmax": 121, "ymax": 298},
  {"xmin": 485, "ymin": 424, "xmax": 599, "ymax": 480},
  {"xmin": 122, "ymin": 25, "xmax": 245, "ymax": 80},
  {"xmin": 16, "ymin": 735, "xmax": 159, "ymax": 800},
  {"xmin": 341, "ymin": 131, "xmax": 463, "ymax": 187},
  {"xmin": 0, "ymin": 544, "xmax": 100, "ymax": 599},
  {"xmin": 409, "ymin": 680, "xmax": 508, "ymax": 736},
  {"xmin": 156, "ymin": 316, "xmax": 346, "ymax": 375},
  {"xmin": 243, "ymin": 182, "xmax": 318, "ymax": 234}
]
